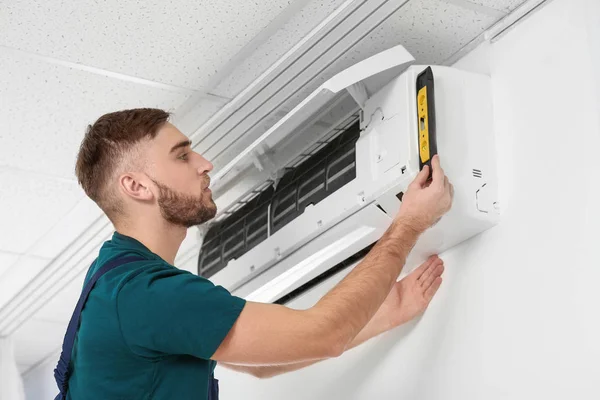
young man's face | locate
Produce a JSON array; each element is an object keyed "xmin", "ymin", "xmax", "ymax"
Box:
[{"xmin": 145, "ymin": 122, "xmax": 217, "ymax": 227}]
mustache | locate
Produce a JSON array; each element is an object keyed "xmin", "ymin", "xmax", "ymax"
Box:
[{"xmin": 202, "ymin": 176, "xmax": 211, "ymax": 189}]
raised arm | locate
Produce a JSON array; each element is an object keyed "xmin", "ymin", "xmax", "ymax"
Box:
[
  {"xmin": 220, "ymin": 254, "xmax": 445, "ymax": 378},
  {"xmin": 211, "ymin": 155, "xmax": 453, "ymax": 366}
]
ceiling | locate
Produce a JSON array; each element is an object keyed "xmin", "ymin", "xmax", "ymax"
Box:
[{"xmin": 0, "ymin": 0, "xmax": 530, "ymax": 376}]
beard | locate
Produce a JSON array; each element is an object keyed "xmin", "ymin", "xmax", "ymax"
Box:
[{"xmin": 151, "ymin": 179, "xmax": 217, "ymax": 228}]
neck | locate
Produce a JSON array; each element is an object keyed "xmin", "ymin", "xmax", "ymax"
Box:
[{"xmin": 116, "ymin": 217, "xmax": 187, "ymax": 265}]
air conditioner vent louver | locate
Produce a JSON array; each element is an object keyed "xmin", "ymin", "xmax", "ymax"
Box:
[
  {"xmin": 199, "ymin": 185, "xmax": 274, "ymax": 277},
  {"xmin": 271, "ymin": 121, "xmax": 360, "ymax": 233},
  {"xmin": 199, "ymin": 121, "xmax": 360, "ymax": 278}
]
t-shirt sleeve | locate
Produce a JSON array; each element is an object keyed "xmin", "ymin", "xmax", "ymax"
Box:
[{"xmin": 117, "ymin": 264, "xmax": 246, "ymax": 360}]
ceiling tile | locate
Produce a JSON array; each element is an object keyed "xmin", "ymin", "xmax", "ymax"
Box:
[
  {"xmin": 0, "ymin": 252, "xmax": 21, "ymax": 280},
  {"xmin": 0, "ymin": 0, "xmax": 293, "ymax": 90},
  {"xmin": 329, "ymin": 0, "xmax": 500, "ymax": 71},
  {"xmin": 13, "ymin": 318, "xmax": 66, "ymax": 367},
  {"xmin": 212, "ymin": 0, "xmax": 348, "ymax": 98},
  {"xmin": 34, "ymin": 271, "xmax": 86, "ymax": 324},
  {"xmin": 0, "ymin": 256, "xmax": 50, "ymax": 309},
  {"xmin": 0, "ymin": 51, "xmax": 191, "ymax": 180},
  {"xmin": 0, "ymin": 169, "xmax": 82, "ymax": 254},
  {"xmin": 27, "ymin": 196, "xmax": 104, "ymax": 259},
  {"xmin": 460, "ymin": 0, "xmax": 528, "ymax": 12},
  {"xmin": 171, "ymin": 94, "xmax": 231, "ymax": 138}
]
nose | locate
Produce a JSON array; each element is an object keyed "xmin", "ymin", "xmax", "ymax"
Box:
[{"xmin": 196, "ymin": 154, "xmax": 213, "ymax": 175}]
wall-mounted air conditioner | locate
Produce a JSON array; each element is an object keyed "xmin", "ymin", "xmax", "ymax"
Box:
[{"xmin": 198, "ymin": 45, "xmax": 499, "ymax": 304}]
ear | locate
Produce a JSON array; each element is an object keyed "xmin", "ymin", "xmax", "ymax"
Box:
[{"xmin": 119, "ymin": 172, "xmax": 155, "ymax": 202}]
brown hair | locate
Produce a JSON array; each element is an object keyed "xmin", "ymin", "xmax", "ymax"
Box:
[{"xmin": 75, "ymin": 108, "xmax": 170, "ymax": 222}]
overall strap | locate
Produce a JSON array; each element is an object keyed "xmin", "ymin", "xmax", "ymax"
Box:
[
  {"xmin": 53, "ymin": 255, "xmax": 145, "ymax": 400},
  {"xmin": 209, "ymin": 374, "xmax": 219, "ymax": 400}
]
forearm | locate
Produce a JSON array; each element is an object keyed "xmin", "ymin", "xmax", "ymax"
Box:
[
  {"xmin": 221, "ymin": 306, "xmax": 393, "ymax": 378},
  {"xmin": 312, "ymin": 216, "xmax": 421, "ymax": 351}
]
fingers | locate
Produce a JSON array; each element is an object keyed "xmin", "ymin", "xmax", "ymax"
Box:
[
  {"xmin": 422, "ymin": 262, "xmax": 444, "ymax": 290},
  {"xmin": 430, "ymin": 155, "xmax": 445, "ymax": 187},
  {"xmin": 418, "ymin": 257, "xmax": 443, "ymax": 286},
  {"xmin": 424, "ymin": 277, "xmax": 442, "ymax": 300},
  {"xmin": 414, "ymin": 255, "xmax": 438, "ymax": 281},
  {"xmin": 411, "ymin": 165, "xmax": 430, "ymax": 188}
]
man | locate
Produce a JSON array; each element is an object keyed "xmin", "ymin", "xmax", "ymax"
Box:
[{"xmin": 66, "ymin": 108, "xmax": 452, "ymax": 399}]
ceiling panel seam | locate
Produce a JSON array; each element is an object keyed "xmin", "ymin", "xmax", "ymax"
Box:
[
  {"xmin": 0, "ymin": 165, "xmax": 77, "ymax": 185},
  {"xmin": 0, "ymin": 44, "xmax": 201, "ymax": 95},
  {"xmin": 0, "ymin": 249, "xmax": 28, "ymax": 257}
]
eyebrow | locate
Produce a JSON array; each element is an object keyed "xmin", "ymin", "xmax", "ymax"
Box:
[{"xmin": 169, "ymin": 139, "xmax": 192, "ymax": 154}]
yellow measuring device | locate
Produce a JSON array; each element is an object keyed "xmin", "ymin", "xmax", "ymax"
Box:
[
  {"xmin": 416, "ymin": 67, "xmax": 437, "ymax": 176},
  {"xmin": 418, "ymin": 86, "xmax": 431, "ymax": 164}
]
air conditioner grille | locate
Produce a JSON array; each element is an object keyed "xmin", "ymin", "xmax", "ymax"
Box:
[
  {"xmin": 199, "ymin": 121, "xmax": 360, "ymax": 278},
  {"xmin": 199, "ymin": 185, "xmax": 274, "ymax": 277},
  {"xmin": 271, "ymin": 121, "xmax": 360, "ymax": 233}
]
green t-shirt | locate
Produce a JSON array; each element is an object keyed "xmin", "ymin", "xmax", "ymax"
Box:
[{"xmin": 67, "ymin": 231, "xmax": 246, "ymax": 399}]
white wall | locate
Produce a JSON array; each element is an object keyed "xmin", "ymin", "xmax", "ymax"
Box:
[{"xmin": 216, "ymin": 0, "xmax": 600, "ymax": 399}]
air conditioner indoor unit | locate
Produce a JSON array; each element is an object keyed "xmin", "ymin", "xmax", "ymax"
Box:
[{"xmin": 198, "ymin": 45, "xmax": 499, "ymax": 304}]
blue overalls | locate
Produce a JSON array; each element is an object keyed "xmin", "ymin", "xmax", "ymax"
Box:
[{"xmin": 53, "ymin": 256, "xmax": 220, "ymax": 400}]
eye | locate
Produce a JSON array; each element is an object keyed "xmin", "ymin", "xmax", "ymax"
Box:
[{"xmin": 178, "ymin": 153, "xmax": 189, "ymax": 161}]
